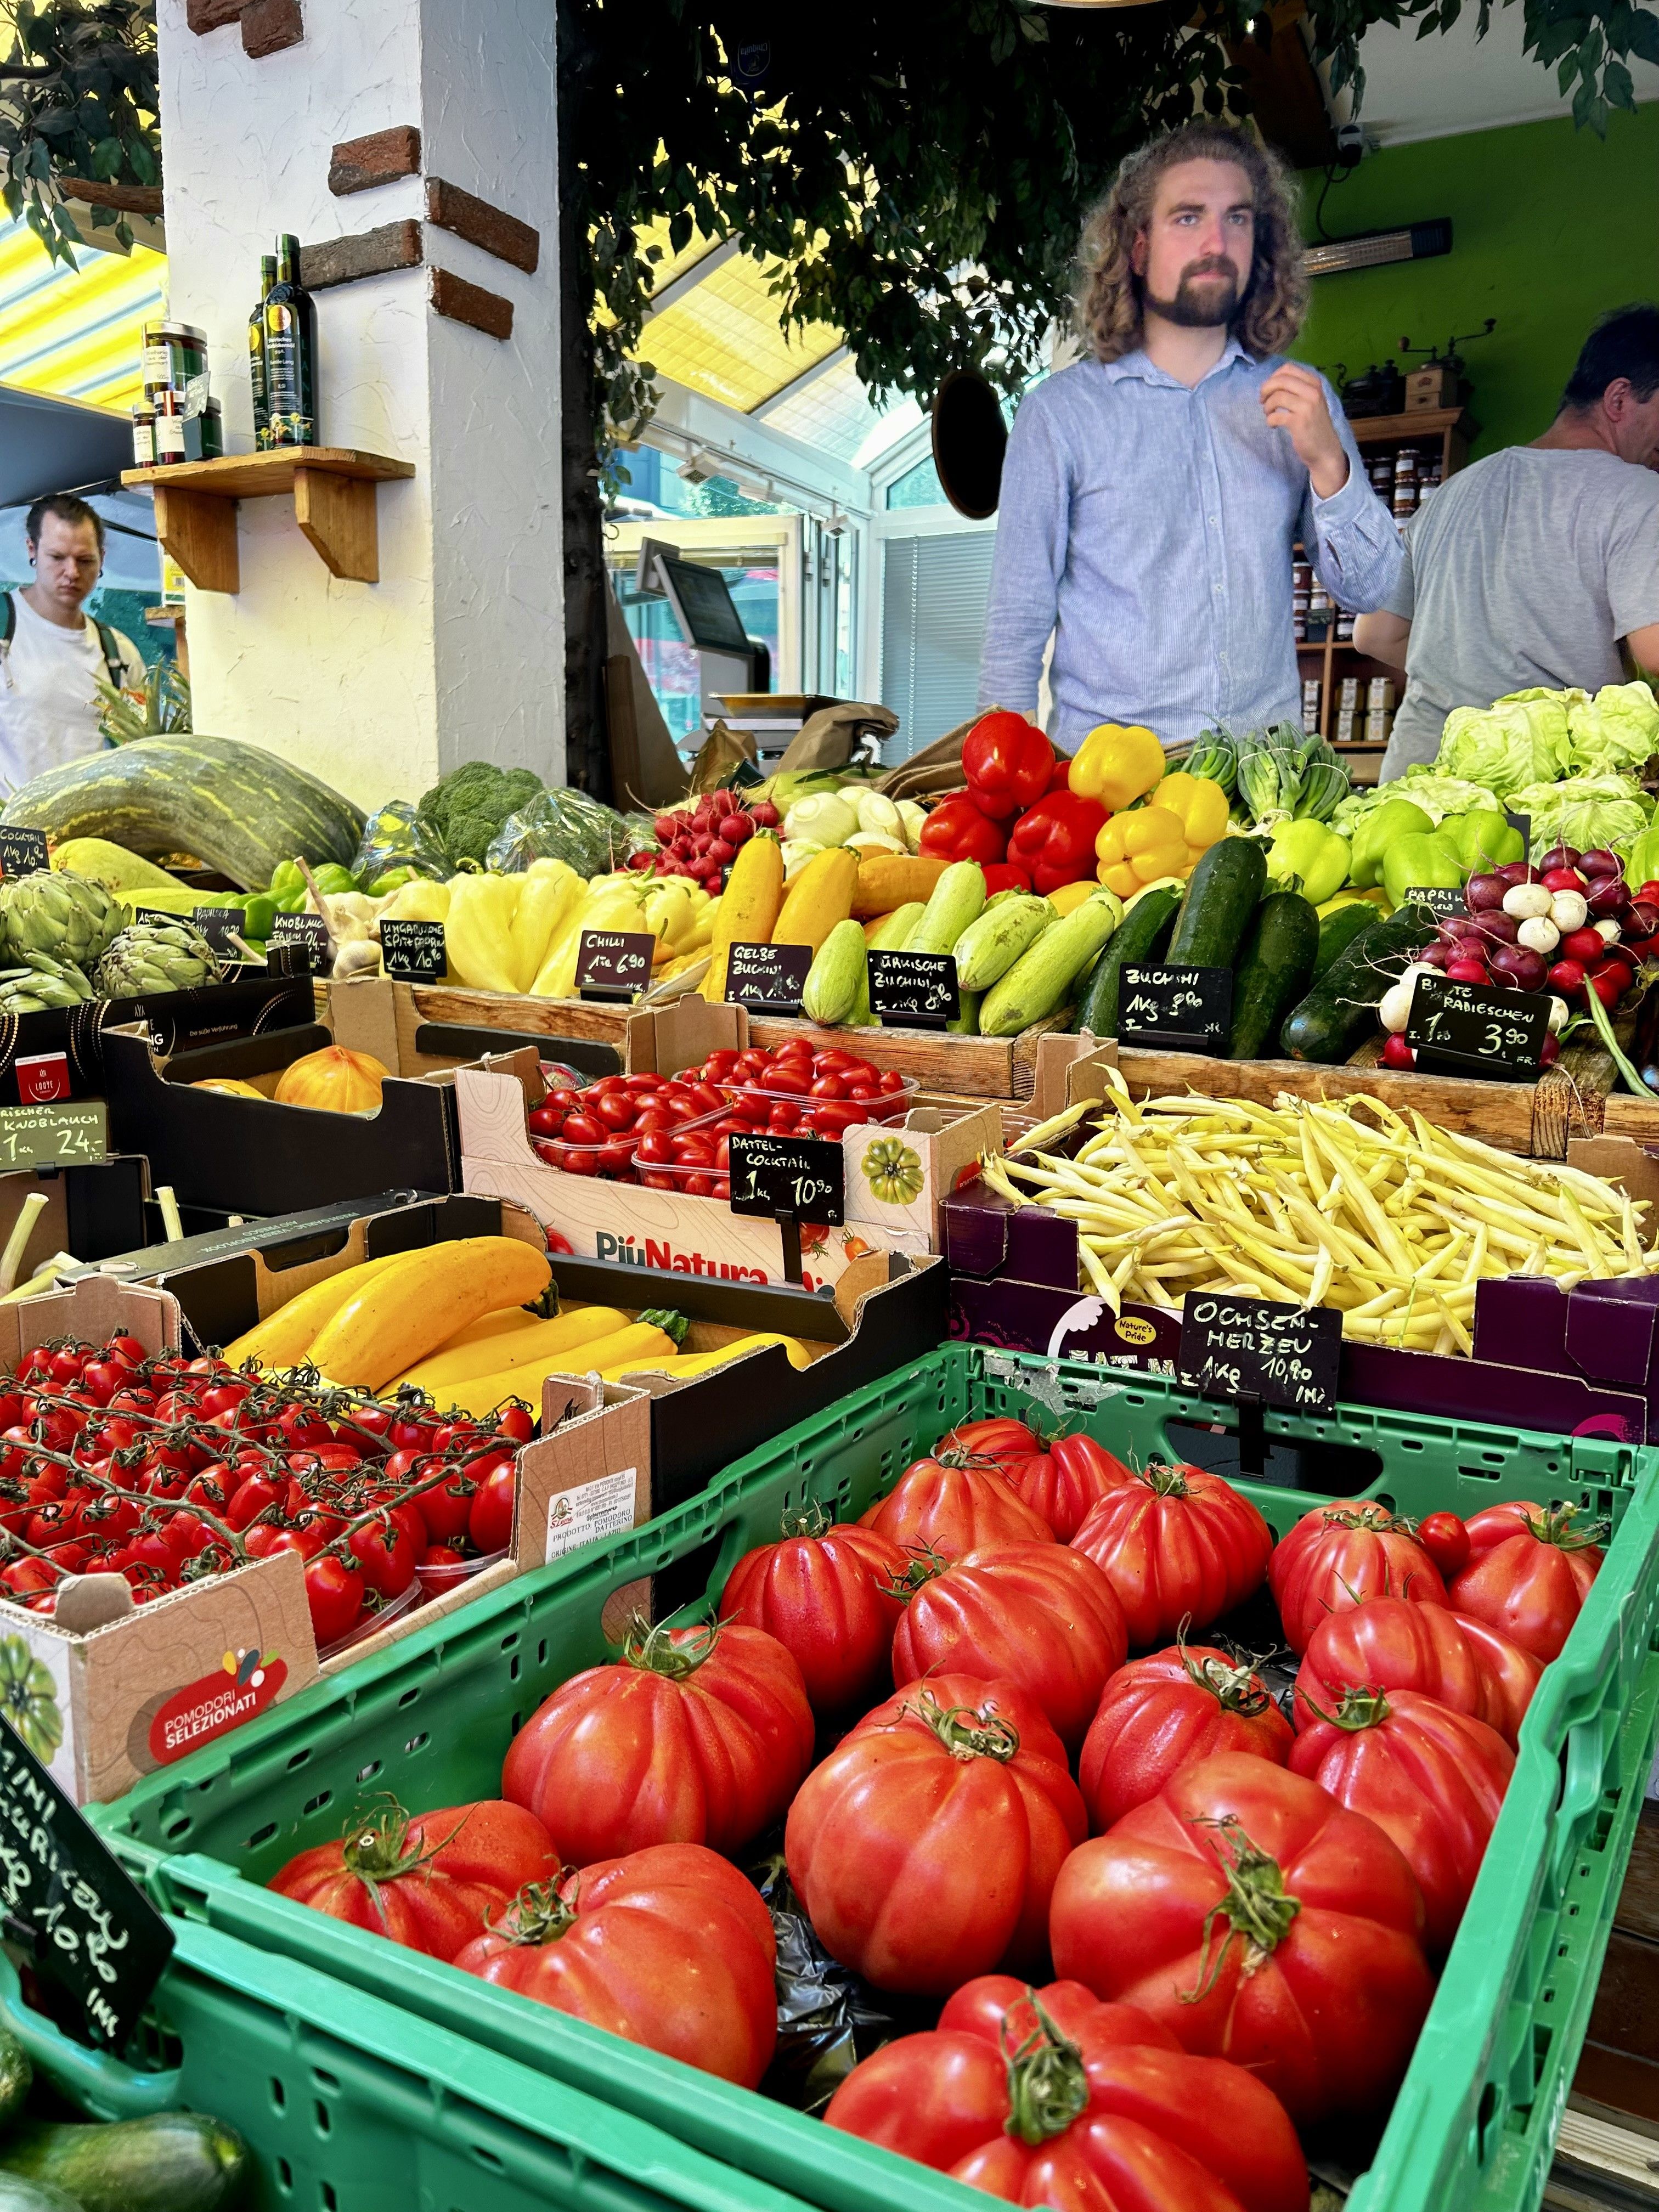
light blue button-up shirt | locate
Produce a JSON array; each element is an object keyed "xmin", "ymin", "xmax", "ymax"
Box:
[{"xmin": 978, "ymin": 341, "xmax": 1404, "ymax": 749}]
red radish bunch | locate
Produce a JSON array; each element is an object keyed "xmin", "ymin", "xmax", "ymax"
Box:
[{"xmin": 637, "ymin": 790, "xmax": 781, "ymax": 887}]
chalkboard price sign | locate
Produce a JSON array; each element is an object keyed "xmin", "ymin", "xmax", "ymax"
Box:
[
  {"xmin": 1404, "ymin": 970, "xmax": 1550, "ymax": 1078},
  {"xmin": 1118, "ymin": 965, "xmax": 1232, "ymax": 1052},
  {"xmin": 1178, "ymin": 1292, "xmax": 1340, "ymax": 1414},
  {"xmin": 728, "ymin": 1132, "xmax": 845, "ymax": 1226},
  {"xmin": 0, "ymin": 1722, "xmax": 174, "ymax": 2051},
  {"xmin": 268, "ymin": 911, "xmax": 332, "ymax": 975},
  {"xmin": 0, "ymin": 1099, "xmax": 107, "ymax": 1170},
  {"xmin": 867, "ymin": 949, "xmax": 960, "ymax": 1029},
  {"xmin": 380, "ymin": 918, "xmax": 448, "ymax": 982},
  {"xmin": 1406, "ymin": 884, "xmax": 1465, "ymax": 921},
  {"xmin": 0, "ymin": 827, "xmax": 49, "ymax": 878},
  {"xmin": 726, "ymin": 940, "xmax": 811, "ymax": 1014},
  {"xmin": 190, "ymin": 906, "xmax": 250, "ymax": 962},
  {"xmin": 575, "ymin": 929, "xmax": 656, "ymax": 1002}
]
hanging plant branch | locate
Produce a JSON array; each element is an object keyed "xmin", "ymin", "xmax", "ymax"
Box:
[{"xmin": 0, "ymin": 0, "xmax": 161, "ymax": 263}]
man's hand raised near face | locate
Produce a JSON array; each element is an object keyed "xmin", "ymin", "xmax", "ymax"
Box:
[{"xmin": 1260, "ymin": 362, "xmax": 1350, "ymax": 499}]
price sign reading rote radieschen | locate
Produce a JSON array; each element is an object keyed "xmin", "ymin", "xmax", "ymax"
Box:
[
  {"xmin": 0, "ymin": 1720, "xmax": 174, "ymax": 2052},
  {"xmin": 867, "ymin": 949, "xmax": 959, "ymax": 1029},
  {"xmin": 575, "ymin": 929, "xmax": 656, "ymax": 1002},
  {"xmin": 726, "ymin": 940, "xmax": 811, "ymax": 1015},
  {"xmin": 1178, "ymin": 1293, "xmax": 1341, "ymax": 1414},
  {"xmin": 1117, "ymin": 965, "xmax": 1232, "ymax": 1053},
  {"xmin": 727, "ymin": 1132, "xmax": 844, "ymax": 1226},
  {"xmin": 0, "ymin": 827, "xmax": 49, "ymax": 878},
  {"xmin": 268, "ymin": 911, "xmax": 332, "ymax": 976},
  {"xmin": 1406, "ymin": 884, "xmax": 1465, "ymax": 921},
  {"xmin": 1405, "ymin": 970, "xmax": 1550, "ymax": 1079},
  {"xmin": 0, "ymin": 1099, "xmax": 107, "ymax": 1170},
  {"xmin": 380, "ymin": 917, "xmax": 447, "ymax": 983}
]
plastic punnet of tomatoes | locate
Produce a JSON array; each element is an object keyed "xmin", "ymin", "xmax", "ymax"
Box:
[
  {"xmin": 691, "ymin": 1042, "xmax": 916, "ymax": 1141},
  {"xmin": 526, "ymin": 1070, "xmax": 731, "ymax": 1182}
]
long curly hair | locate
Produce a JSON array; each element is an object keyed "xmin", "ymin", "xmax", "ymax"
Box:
[{"xmin": 1075, "ymin": 124, "xmax": 1309, "ymax": 365}]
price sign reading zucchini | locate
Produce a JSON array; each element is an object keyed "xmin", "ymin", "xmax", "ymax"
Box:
[
  {"xmin": 726, "ymin": 941, "xmax": 811, "ymax": 1015},
  {"xmin": 1118, "ymin": 965, "xmax": 1232, "ymax": 1053},
  {"xmin": 380, "ymin": 918, "xmax": 447, "ymax": 982},
  {"xmin": 0, "ymin": 827, "xmax": 49, "ymax": 878},
  {"xmin": 1404, "ymin": 972, "xmax": 1549, "ymax": 1079},
  {"xmin": 867, "ymin": 950, "xmax": 959, "ymax": 1029},
  {"xmin": 727, "ymin": 1132, "xmax": 844, "ymax": 1226},
  {"xmin": 1178, "ymin": 1293, "xmax": 1340, "ymax": 1413},
  {"xmin": 0, "ymin": 1099, "xmax": 106, "ymax": 1169},
  {"xmin": 575, "ymin": 930, "xmax": 656, "ymax": 1002}
]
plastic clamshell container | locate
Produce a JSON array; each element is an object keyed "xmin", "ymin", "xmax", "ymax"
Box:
[
  {"xmin": 413, "ymin": 1541, "xmax": 509, "ymax": 1599},
  {"xmin": 532, "ymin": 1105, "xmax": 728, "ymax": 1184},
  {"xmin": 717, "ymin": 1074, "xmax": 918, "ymax": 1133},
  {"xmin": 91, "ymin": 1343, "xmax": 1659, "ymax": 2212}
]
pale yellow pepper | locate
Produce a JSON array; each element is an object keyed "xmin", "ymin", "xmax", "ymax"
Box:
[
  {"xmin": 380, "ymin": 877, "xmax": 452, "ymax": 925},
  {"xmin": 532, "ymin": 885, "xmax": 657, "ymax": 999},
  {"xmin": 1070, "ymin": 723, "xmax": 1166, "ymax": 811},
  {"xmin": 1094, "ymin": 810, "xmax": 1190, "ymax": 900},
  {"xmin": 507, "ymin": 860, "xmax": 584, "ymax": 991},
  {"xmin": 444, "ymin": 873, "xmax": 523, "ymax": 994},
  {"xmin": 1144, "ymin": 771, "xmax": 1229, "ymax": 854}
]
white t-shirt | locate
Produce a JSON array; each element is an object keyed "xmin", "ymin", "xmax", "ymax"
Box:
[{"xmin": 0, "ymin": 592, "xmax": 144, "ymax": 794}]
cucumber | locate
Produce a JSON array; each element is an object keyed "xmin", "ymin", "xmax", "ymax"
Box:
[
  {"xmin": 0, "ymin": 2113, "xmax": 248, "ymax": 2212},
  {"xmin": 1167, "ymin": 837, "xmax": 1268, "ymax": 969},
  {"xmin": 1279, "ymin": 901, "xmax": 1435, "ymax": 1063},
  {"xmin": 1074, "ymin": 884, "xmax": 1180, "ymax": 1035},
  {"xmin": 1312, "ymin": 901, "xmax": 1381, "ymax": 982},
  {"xmin": 1228, "ymin": 891, "xmax": 1319, "ymax": 1059}
]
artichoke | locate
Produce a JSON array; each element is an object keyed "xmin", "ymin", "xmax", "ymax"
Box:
[
  {"xmin": 0, "ymin": 870, "xmax": 125, "ymax": 968},
  {"xmin": 95, "ymin": 917, "xmax": 222, "ymax": 1000},
  {"xmin": 0, "ymin": 952, "xmax": 94, "ymax": 1012}
]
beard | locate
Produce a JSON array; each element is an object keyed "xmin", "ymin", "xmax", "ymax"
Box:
[{"xmin": 1143, "ymin": 258, "xmax": 1244, "ymax": 330}]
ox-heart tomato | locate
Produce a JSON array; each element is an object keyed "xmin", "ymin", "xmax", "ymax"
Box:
[
  {"xmin": 1288, "ymin": 1686, "xmax": 1513, "ymax": 1954},
  {"xmin": 1268, "ymin": 1499, "xmax": 1448, "ymax": 1654},
  {"xmin": 718, "ymin": 1504, "xmax": 904, "ymax": 1714},
  {"xmin": 861, "ymin": 1455, "xmax": 1053, "ymax": 1559},
  {"xmin": 1049, "ymin": 1752, "xmax": 1434, "ymax": 2126},
  {"xmin": 502, "ymin": 1618, "xmax": 814, "ymax": 1862},
  {"xmin": 268, "ymin": 1798, "xmax": 558, "ymax": 1961},
  {"xmin": 1447, "ymin": 1498, "xmax": 1606, "ymax": 1662},
  {"xmin": 1295, "ymin": 1594, "xmax": 1541, "ymax": 1750},
  {"xmin": 1079, "ymin": 1643, "xmax": 1294, "ymax": 1833},
  {"xmin": 453, "ymin": 1842, "xmax": 777, "ymax": 2087},
  {"xmin": 785, "ymin": 1673, "xmax": 1086, "ymax": 1994},
  {"xmin": 935, "ymin": 1420, "xmax": 1134, "ymax": 1542},
  {"xmin": 825, "ymin": 1973, "xmax": 1308, "ymax": 2212},
  {"xmin": 1069, "ymin": 1462, "xmax": 1272, "ymax": 1647},
  {"xmin": 889, "ymin": 1542, "xmax": 1127, "ymax": 1751}
]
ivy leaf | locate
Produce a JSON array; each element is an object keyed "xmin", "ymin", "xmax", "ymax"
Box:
[
  {"xmin": 1602, "ymin": 50, "xmax": 1637, "ymax": 97},
  {"xmin": 1624, "ymin": 3, "xmax": 1659, "ymax": 58}
]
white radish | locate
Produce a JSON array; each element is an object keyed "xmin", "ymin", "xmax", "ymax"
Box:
[
  {"xmin": 1548, "ymin": 995, "xmax": 1569, "ymax": 1034},
  {"xmin": 1549, "ymin": 890, "xmax": 1588, "ymax": 932},
  {"xmin": 1379, "ymin": 975, "xmax": 1419, "ymax": 1034},
  {"xmin": 1502, "ymin": 883, "xmax": 1554, "ymax": 920},
  {"xmin": 1594, "ymin": 919, "xmax": 1623, "ymax": 945},
  {"xmin": 1516, "ymin": 916, "xmax": 1560, "ymax": 956}
]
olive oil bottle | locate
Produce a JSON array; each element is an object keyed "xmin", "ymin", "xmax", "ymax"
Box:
[
  {"xmin": 263, "ymin": 233, "xmax": 318, "ymax": 447},
  {"xmin": 249, "ymin": 253, "xmax": 275, "ymax": 451}
]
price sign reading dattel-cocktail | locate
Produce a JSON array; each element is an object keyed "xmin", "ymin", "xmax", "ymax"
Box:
[
  {"xmin": 1117, "ymin": 965, "xmax": 1232, "ymax": 1053},
  {"xmin": 1178, "ymin": 1293, "xmax": 1340, "ymax": 1414},
  {"xmin": 1405, "ymin": 970, "xmax": 1550, "ymax": 1080},
  {"xmin": 0, "ymin": 827, "xmax": 49, "ymax": 878},
  {"xmin": 727, "ymin": 1132, "xmax": 844, "ymax": 1226}
]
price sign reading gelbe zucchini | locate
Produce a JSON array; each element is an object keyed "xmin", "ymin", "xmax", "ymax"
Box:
[
  {"xmin": 1405, "ymin": 971, "xmax": 1549, "ymax": 1079},
  {"xmin": 727, "ymin": 1132, "xmax": 844, "ymax": 1226},
  {"xmin": 726, "ymin": 941, "xmax": 811, "ymax": 1015},
  {"xmin": 1178, "ymin": 1293, "xmax": 1340, "ymax": 1414},
  {"xmin": 575, "ymin": 929, "xmax": 656, "ymax": 1002},
  {"xmin": 0, "ymin": 1098, "xmax": 106, "ymax": 1170}
]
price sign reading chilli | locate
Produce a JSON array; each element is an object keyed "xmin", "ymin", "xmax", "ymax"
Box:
[
  {"xmin": 727, "ymin": 1132, "xmax": 844, "ymax": 1226},
  {"xmin": 1405, "ymin": 971, "xmax": 1550, "ymax": 1080},
  {"xmin": 867, "ymin": 950, "xmax": 959, "ymax": 1029},
  {"xmin": 1178, "ymin": 1293, "xmax": 1340, "ymax": 1414},
  {"xmin": 0, "ymin": 1723, "xmax": 173, "ymax": 2051},
  {"xmin": 0, "ymin": 1099, "xmax": 107, "ymax": 1170},
  {"xmin": 575, "ymin": 930, "xmax": 656, "ymax": 1002},
  {"xmin": 726, "ymin": 941, "xmax": 811, "ymax": 1015},
  {"xmin": 1117, "ymin": 965, "xmax": 1232, "ymax": 1053}
]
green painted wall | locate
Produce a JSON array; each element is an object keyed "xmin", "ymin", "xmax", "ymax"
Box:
[{"xmin": 1292, "ymin": 104, "xmax": 1659, "ymax": 458}]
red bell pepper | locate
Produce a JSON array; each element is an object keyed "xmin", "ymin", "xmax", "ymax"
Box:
[
  {"xmin": 961, "ymin": 712, "xmax": 1054, "ymax": 821},
  {"xmin": 982, "ymin": 862, "xmax": 1033, "ymax": 898},
  {"xmin": 919, "ymin": 794, "xmax": 1007, "ymax": 867},
  {"xmin": 1006, "ymin": 791, "xmax": 1109, "ymax": 896},
  {"xmin": 1047, "ymin": 755, "xmax": 1073, "ymax": 793}
]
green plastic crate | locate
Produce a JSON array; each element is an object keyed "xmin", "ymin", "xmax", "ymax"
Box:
[{"xmin": 88, "ymin": 1344, "xmax": 1659, "ymax": 2212}]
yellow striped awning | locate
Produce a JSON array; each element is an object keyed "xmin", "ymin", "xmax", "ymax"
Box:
[{"xmin": 0, "ymin": 215, "xmax": 165, "ymax": 415}]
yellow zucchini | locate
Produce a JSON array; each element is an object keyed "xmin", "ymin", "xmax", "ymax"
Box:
[
  {"xmin": 603, "ymin": 1333, "xmax": 812, "ymax": 1381},
  {"xmin": 223, "ymin": 1251, "xmax": 412, "ymax": 1370},
  {"xmin": 394, "ymin": 1306, "xmax": 628, "ymax": 1393},
  {"xmin": 702, "ymin": 832, "xmax": 786, "ymax": 1001},
  {"xmin": 439, "ymin": 1321, "xmax": 681, "ymax": 1419},
  {"xmin": 308, "ymin": 1237, "xmax": 553, "ymax": 1390},
  {"xmin": 431, "ymin": 1306, "xmax": 551, "ymax": 1355},
  {"xmin": 771, "ymin": 846, "xmax": 860, "ymax": 955}
]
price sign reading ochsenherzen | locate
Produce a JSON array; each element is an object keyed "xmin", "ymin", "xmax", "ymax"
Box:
[
  {"xmin": 726, "ymin": 940, "xmax": 811, "ymax": 1014},
  {"xmin": 380, "ymin": 917, "xmax": 447, "ymax": 982},
  {"xmin": 268, "ymin": 911, "xmax": 331, "ymax": 975},
  {"xmin": 575, "ymin": 929, "xmax": 656, "ymax": 1002},
  {"xmin": 0, "ymin": 1099, "xmax": 106, "ymax": 1170},
  {"xmin": 1406, "ymin": 884, "xmax": 1465, "ymax": 921},
  {"xmin": 867, "ymin": 949, "xmax": 960, "ymax": 1029},
  {"xmin": 1404, "ymin": 971, "xmax": 1550, "ymax": 1077},
  {"xmin": 0, "ymin": 827, "xmax": 49, "ymax": 878},
  {"xmin": 1118, "ymin": 964, "xmax": 1232, "ymax": 1052},
  {"xmin": 1178, "ymin": 1293, "xmax": 1341, "ymax": 1414},
  {"xmin": 727, "ymin": 1132, "xmax": 845, "ymax": 1226},
  {"xmin": 0, "ymin": 1720, "xmax": 174, "ymax": 2051}
]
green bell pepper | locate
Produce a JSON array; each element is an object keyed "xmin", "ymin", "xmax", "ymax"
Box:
[
  {"xmin": 1440, "ymin": 809, "xmax": 1522, "ymax": 872},
  {"xmin": 363, "ymin": 867, "xmax": 415, "ymax": 897},
  {"xmin": 1350, "ymin": 798, "xmax": 1434, "ymax": 890},
  {"xmin": 309, "ymin": 863, "xmax": 360, "ymax": 898},
  {"xmin": 1267, "ymin": 819, "xmax": 1351, "ymax": 906},
  {"xmin": 1383, "ymin": 829, "xmax": 1465, "ymax": 911},
  {"xmin": 268, "ymin": 860, "xmax": 307, "ymax": 912},
  {"xmin": 241, "ymin": 893, "xmax": 278, "ymax": 941}
]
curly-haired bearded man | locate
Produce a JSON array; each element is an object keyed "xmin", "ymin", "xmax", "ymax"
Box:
[{"xmin": 980, "ymin": 123, "xmax": 1403, "ymax": 752}]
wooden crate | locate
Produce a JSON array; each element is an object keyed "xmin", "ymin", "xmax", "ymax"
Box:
[{"xmin": 319, "ymin": 979, "xmax": 633, "ymax": 1051}]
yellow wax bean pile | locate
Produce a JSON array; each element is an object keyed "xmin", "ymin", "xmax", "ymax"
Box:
[{"xmin": 981, "ymin": 1068, "xmax": 1659, "ymax": 1357}]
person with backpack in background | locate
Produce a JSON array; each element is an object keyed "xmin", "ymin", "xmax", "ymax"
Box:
[{"xmin": 0, "ymin": 494, "xmax": 144, "ymax": 791}]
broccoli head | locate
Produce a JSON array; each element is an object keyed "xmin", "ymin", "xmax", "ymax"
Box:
[{"xmin": 415, "ymin": 761, "xmax": 545, "ymax": 862}]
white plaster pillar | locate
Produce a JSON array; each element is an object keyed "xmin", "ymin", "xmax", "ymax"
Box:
[{"xmin": 154, "ymin": 0, "xmax": 563, "ymax": 808}]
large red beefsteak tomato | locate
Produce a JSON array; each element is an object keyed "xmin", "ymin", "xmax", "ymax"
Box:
[
  {"xmin": 890, "ymin": 1542, "xmax": 1128, "ymax": 1751},
  {"xmin": 718, "ymin": 1505, "xmax": 904, "ymax": 1713},
  {"xmin": 785, "ymin": 1673, "xmax": 1086, "ymax": 1994},
  {"xmin": 1069, "ymin": 1463, "xmax": 1273, "ymax": 1647},
  {"xmin": 1268, "ymin": 1499, "xmax": 1447, "ymax": 1654},
  {"xmin": 1295, "ymin": 1594, "xmax": 1540, "ymax": 1749},
  {"xmin": 1447, "ymin": 1499, "xmax": 1605, "ymax": 1662},
  {"xmin": 453, "ymin": 1842, "xmax": 777, "ymax": 2086},
  {"xmin": 1288, "ymin": 1686, "xmax": 1511, "ymax": 1954},
  {"xmin": 269, "ymin": 1798, "xmax": 557, "ymax": 1961},
  {"xmin": 1049, "ymin": 1752, "xmax": 1434, "ymax": 2125},
  {"xmin": 502, "ymin": 1618, "xmax": 814, "ymax": 1862},
  {"xmin": 826, "ymin": 1973, "xmax": 1308, "ymax": 2212},
  {"xmin": 1079, "ymin": 1643, "xmax": 1294, "ymax": 1833},
  {"xmin": 937, "ymin": 1419, "xmax": 1135, "ymax": 1542},
  {"xmin": 862, "ymin": 1454, "xmax": 1053, "ymax": 1558}
]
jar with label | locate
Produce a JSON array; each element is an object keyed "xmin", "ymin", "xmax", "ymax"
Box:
[
  {"xmin": 141, "ymin": 322, "xmax": 207, "ymax": 402},
  {"xmin": 153, "ymin": 390, "xmax": 188, "ymax": 465},
  {"xmin": 131, "ymin": 402, "xmax": 156, "ymax": 468},
  {"xmin": 183, "ymin": 399, "xmax": 224, "ymax": 463}
]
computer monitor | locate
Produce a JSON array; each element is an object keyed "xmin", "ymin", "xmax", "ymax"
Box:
[{"xmin": 655, "ymin": 552, "xmax": 754, "ymax": 657}]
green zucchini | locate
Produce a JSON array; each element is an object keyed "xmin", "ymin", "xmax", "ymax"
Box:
[
  {"xmin": 1312, "ymin": 901, "xmax": 1382, "ymax": 983},
  {"xmin": 0, "ymin": 2028, "xmax": 30, "ymax": 2131},
  {"xmin": 0, "ymin": 2113, "xmax": 247, "ymax": 2212},
  {"xmin": 1074, "ymin": 884, "xmax": 1180, "ymax": 1036},
  {"xmin": 0, "ymin": 2177, "xmax": 82, "ymax": 2212},
  {"xmin": 1279, "ymin": 901, "xmax": 1435, "ymax": 1063},
  {"xmin": 1228, "ymin": 891, "xmax": 1319, "ymax": 1059},
  {"xmin": 1167, "ymin": 837, "xmax": 1268, "ymax": 969}
]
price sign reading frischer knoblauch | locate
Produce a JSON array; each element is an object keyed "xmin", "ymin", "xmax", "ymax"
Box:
[{"xmin": 1177, "ymin": 1292, "xmax": 1340, "ymax": 1414}]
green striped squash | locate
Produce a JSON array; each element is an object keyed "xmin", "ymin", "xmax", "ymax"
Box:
[{"xmin": 2, "ymin": 737, "xmax": 365, "ymax": 890}]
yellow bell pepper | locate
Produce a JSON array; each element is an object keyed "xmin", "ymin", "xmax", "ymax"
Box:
[
  {"xmin": 1145, "ymin": 771, "xmax": 1229, "ymax": 854},
  {"xmin": 507, "ymin": 860, "xmax": 584, "ymax": 991},
  {"xmin": 532, "ymin": 885, "xmax": 653, "ymax": 999},
  {"xmin": 1070, "ymin": 723, "xmax": 1167, "ymax": 811},
  {"xmin": 444, "ymin": 873, "xmax": 523, "ymax": 994},
  {"xmin": 1094, "ymin": 810, "xmax": 1190, "ymax": 900}
]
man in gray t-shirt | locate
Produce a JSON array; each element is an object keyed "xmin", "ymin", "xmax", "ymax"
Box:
[{"xmin": 1357, "ymin": 305, "xmax": 1659, "ymax": 781}]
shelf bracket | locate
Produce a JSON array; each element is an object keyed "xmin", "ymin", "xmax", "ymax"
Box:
[
  {"xmin": 151, "ymin": 484, "xmax": 240, "ymax": 595},
  {"xmin": 294, "ymin": 466, "xmax": 380, "ymax": 583}
]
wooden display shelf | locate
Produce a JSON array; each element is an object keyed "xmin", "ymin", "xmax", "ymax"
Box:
[{"xmin": 121, "ymin": 448, "xmax": 416, "ymax": 594}]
